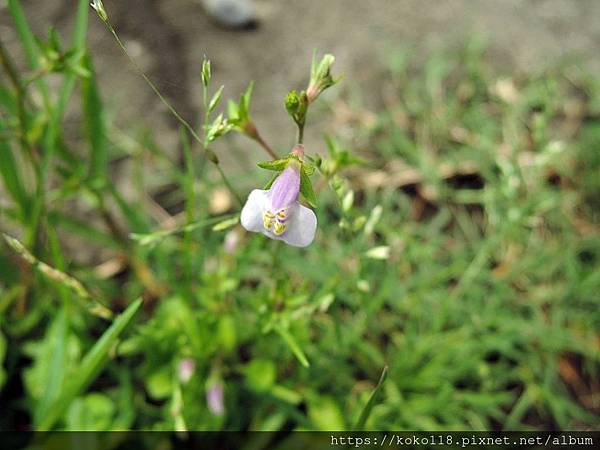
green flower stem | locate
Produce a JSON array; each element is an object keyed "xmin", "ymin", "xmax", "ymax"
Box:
[{"xmin": 297, "ymin": 121, "xmax": 305, "ymax": 144}]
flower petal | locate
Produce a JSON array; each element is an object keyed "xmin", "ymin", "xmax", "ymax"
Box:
[
  {"xmin": 269, "ymin": 163, "xmax": 300, "ymax": 211},
  {"xmin": 280, "ymin": 203, "xmax": 317, "ymax": 247},
  {"xmin": 240, "ymin": 189, "xmax": 268, "ymax": 232}
]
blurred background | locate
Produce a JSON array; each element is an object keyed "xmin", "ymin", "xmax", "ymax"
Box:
[{"xmin": 0, "ymin": 0, "xmax": 599, "ymax": 435}]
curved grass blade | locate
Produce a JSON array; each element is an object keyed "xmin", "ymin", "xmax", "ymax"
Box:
[
  {"xmin": 353, "ymin": 365, "xmax": 388, "ymax": 430},
  {"xmin": 37, "ymin": 297, "xmax": 143, "ymax": 430},
  {"xmin": 3, "ymin": 233, "xmax": 113, "ymax": 319}
]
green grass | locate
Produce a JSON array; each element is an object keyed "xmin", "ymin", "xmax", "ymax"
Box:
[{"xmin": 0, "ymin": 3, "xmax": 599, "ymax": 433}]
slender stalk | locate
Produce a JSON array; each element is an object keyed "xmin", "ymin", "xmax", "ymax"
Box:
[
  {"xmin": 297, "ymin": 122, "xmax": 305, "ymax": 145},
  {"xmin": 0, "ymin": 39, "xmax": 33, "ymax": 160},
  {"xmin": 100, "ymin": 18, "xmax": 242, "ymax": 204}
]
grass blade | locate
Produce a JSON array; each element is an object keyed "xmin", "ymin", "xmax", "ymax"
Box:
[
  {"xmin": 274, "ymin": 325, "xmax": 310, "ymax": 368},
  {"xmin": 3, "ymin": 233, "xmax": 113, "ymax": 319},
  {"xmin": 37, "ymin": 297, "xmax": 143, "ymax": 430},
  {"xmin": 353, "ymin": 365, "xmax": 388, "ymax": 430},
  {"xmin": 81, "ymin": 53, "xmax": 108, "ymax": 183},
  {"xmin": 7, "ymin": 0, "xmax": 50, "ymax": 106},
  {"xmin": 0, "ymin": 122, "xmax": 29, "ymax": 217}
]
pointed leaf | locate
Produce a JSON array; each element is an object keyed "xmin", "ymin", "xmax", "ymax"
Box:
[
  {"xmin": 300, "ymin": 166, "xmax": 317, "ymax": 208},
  {"xmin": 257, "ymin": 158, "xmax": 290, "ymax": 171},
  {"xmin": 208, "ymin": 85, "xmax": 224, "ymax": 113}
]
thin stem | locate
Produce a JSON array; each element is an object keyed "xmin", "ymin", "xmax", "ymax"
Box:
[
  {"xmin": 105, "ymin": 22, "xmax": 202, "ymax": 145},
  {"xmin": 297, "ymin": 122, "xmax": 305, "ymax": 145},
  {"xmin": 102, "ymin": 19, "xmax": 242, "ymax": 205},
  {"xmin": 0, "ymin": 39, "xmax": 34, "ymax": 161}
]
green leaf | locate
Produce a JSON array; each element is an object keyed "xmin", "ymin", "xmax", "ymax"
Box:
[
  {"xmin": 300, "ymin": 165, "xmax": 317, "ymax": 208},
  {"xmin": 146, "ymin": 368, "xmax": 172, "ymax": 400},
  {"xmin": 208, "ymin": 85, "xmax": 224, "ymax": 113},
  {"xmin": 227, "ymin": 99, "xmax": 239, "ymax": 122},
  {"xmin": 245, "ymin": 359, "xmax": 276, "ymax": 392},
  {"xmin": 257, "ymin": 158, "xmax": 290, "ymax": 171},
  {"xmin": 0, "ymin": 330, "xmax": 7, "ymax": 391},
  {"xmin": 274, "ymin": 325, "xmax": 310, "ymax": 368},
  {"xmin": 66, "ymin": 393, "xmax": 116, "ymax": 430},
  {"xmin": 353, "ymin": 366, "xmax": 388, "ymax": 430},
  {"xmin": 239, "ymin": 81, "xmax": 254, "ymax": 119},
  {"xmin": 201, "ymin": 58, "xmax": 211, "ymax": 87},
  {"xmin": 3, "ymin": 234, "xmax": 113, "ymax": 319},
  {"xmin": 308, "ymin": 396, "xmax": 345, "ymax": 430},
  {"xmin": 212, "ymin": 215, "xmax": 240, "ymax": 231},
  {"xmin": 37, "ymin": 298, "xmax": 143, "ymax": 430},
  {"xmin": 34, "ymin": 310, "xmax": 69, "ymax": 424},
  {"xmin": 302, "ymin": 163, "xmax": 315, "ymax": 176},
  {"xmin": 81, "ymin": 53, "xmax": 108, "ymax": 185},
  {"xmin": 0, "ymin": 122, "xmax": 29, "ymax": 217}
]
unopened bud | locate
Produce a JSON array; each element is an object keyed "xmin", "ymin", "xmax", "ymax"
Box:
[{"xmin": 90, "ymin": 0, "xmax": 108, "ymax": 22}]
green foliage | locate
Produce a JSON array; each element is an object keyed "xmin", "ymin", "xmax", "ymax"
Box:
[{"xmin": 0, "ymin": 2, "xmax": 598, "ymax": 434}]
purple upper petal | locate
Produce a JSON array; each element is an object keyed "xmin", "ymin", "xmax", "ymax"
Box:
[
  {"xmin": 207, "ymin": 382, "xmax": 225, "ymax": 416},
  {"xmin": 268, "ymin": 162, "xmax": 300, "ymax": 211}
]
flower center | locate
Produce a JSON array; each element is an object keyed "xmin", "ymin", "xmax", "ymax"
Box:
[{"xmin": 263, "ymin": 208, "xmax": 288, "ymax": 235}]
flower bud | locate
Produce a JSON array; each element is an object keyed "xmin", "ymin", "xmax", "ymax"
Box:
[
  {"xmin": 90, "ymin": 0, "xmax": 108, "ymax": 22},
  {"xmin": 178, "ymin": 358, "xmax": 196, "ymax": 383},
  {"xmin": 206, "ymin": 380, "xmax": 225, "ymax": 416}
]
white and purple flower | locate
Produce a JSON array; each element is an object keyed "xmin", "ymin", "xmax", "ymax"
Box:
[{"xmin": 240, "ymin": 150, "xmax": 317, "ymax": 247}]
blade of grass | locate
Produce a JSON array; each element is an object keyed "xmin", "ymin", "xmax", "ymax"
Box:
[
  {"xmin": 130, "ymin": 213, "xmax": 238, "ymax": 246},
  {"xmin": 274, "ymin": 325, "xmax": 310, "ymax": 368},
  {"xmin": 0, "ymin": 122, "xmax": 29, "ymax": 218},
  {"xmin": 37, "ymin": 297, "xmax": 143, "ymax": 430},
  {"xmin": 353, "ymin": 365, "xmax": 388, "ymax": 430},
  {"xmin": 48, "ymin": 211, "xmax": 121, "ymax": 250},
  {"xmin": 25, "ymin": 0, "xmax": 90, "ymax": 248},
  {"xmin": 107, "ymin": 183, "xmax": 150, "ymax": 233},
  {"xmin": 34, "ymin": 309, "xmax": 68, "ymax": 425},
  {"xmin": 3, "ymin": 233, "xmax": 113, "ymax": 319},
  {"xmin": 81, "ymin": 53, "xmax": 108, "ymax": 184},
  {"xmin": 7, "ymin": 0, "xmax": 50, "ymax": 107}
]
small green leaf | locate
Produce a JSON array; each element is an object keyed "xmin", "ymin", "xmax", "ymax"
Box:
[
  {"xmin": 353, "ymin": 366, "xmax": 388, "ymax": 430},
  {"xmin": 227, "ymin": 99, "xmax": 239, "ymax": 122},
  {"xmin": 212, "ymin": 215, "xmax": 240, "ymax": 231},
  {"xmin": 245, "ymin": 359, "xmax": 276, "ymax": 392},
  {"xmin": 206, "ymin": 113, "xmax": 232, "ymax": 142},
  {"xmin": 257, "ymin": 158, "xmax": 290, "ymax": 171},
  {"xmin": 300, "ymin": 165, "xmax": 317, "ymax": 208},
  {"xmin": 302, "ymin": 163, "xmax": 315, "ymax": 176},
  {"xmin": 274, "ymin": 325, "xmax": 310, "ymax": 368},
  {"xmin": 342, "ymin": 190, "xmax": 354, "ymax": 212},
  {"xmin": 239, "ymin": 81, "xmax": 254, "ymax": 120},
  {"xmin": 0, "ymin": 330, "xmax": 6, "ymax": 391},
  {"xmin": 208, "ymin": 85, "xmax": 224, "ymax": 113}
]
